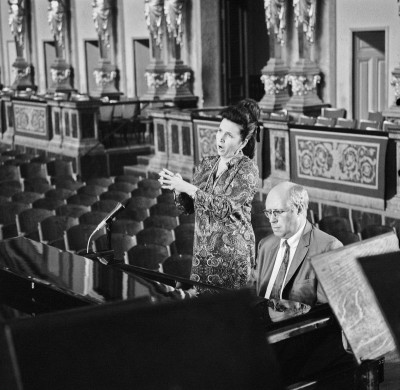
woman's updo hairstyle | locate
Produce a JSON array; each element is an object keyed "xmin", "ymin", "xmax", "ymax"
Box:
[{"xmin": 220, "ymin": 98, "xmax": 261, "ymax": 159}]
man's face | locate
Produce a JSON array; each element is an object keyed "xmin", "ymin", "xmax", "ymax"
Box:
[{"xmin": 264, "ymin": 189, "xmax": 301, "ymax": 239}]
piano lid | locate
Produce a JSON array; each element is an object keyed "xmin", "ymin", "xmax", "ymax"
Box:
[{"xmin": 0, "ymin": 237, "xmax": 190, "ymax": 305}]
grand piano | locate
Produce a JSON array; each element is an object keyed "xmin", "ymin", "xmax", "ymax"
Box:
[{"xmin": 0, "ymin": 237, "xmax": 384, "ymax": 389}]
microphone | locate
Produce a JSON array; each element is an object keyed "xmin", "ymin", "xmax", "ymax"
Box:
[
  {"xmin": 85, "ymin": 200, "xmax": 127, "ymax": 254},
  {"xmin": 94, "ymin": 201, "xmax": 126, "ymax": 232}
]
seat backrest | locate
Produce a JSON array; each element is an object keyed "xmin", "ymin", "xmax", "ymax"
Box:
[
  {"xmin": 55, "ymin": 204, "xmax": 91, "ymax": 219},
  {"xmin": 91, "ymin": 199, "xmax": 120, "ymax": 213},
  {"xmin": 79, "ymin": 211, "xmax": 108, "ymax": 226},
  {"xmin": 321, "ymin": 107, "xmax": 346, "ymax": 119},
  {"xmin": 99, "ymin": 105, "xmax": 114, "ymax": 121},
  {"xmin": 361, "ymin": 224, "xmax": 396, "ymax": 240},
  {"xmin": 122, "ymin": 102, "xmax": 140, "ymax": 119},
  {"xmin": 114, "ymin": 175, "xmax": 140, "ymax": 185},
  {"xmin": 86, "ymin": 177, "xmax": 114, "ymax": 188},
  {"xmin": 32, "ymin": 197, "xmax": 65, "ymax": 211},
  {"xmin": 67, "ymin": 193, "xmax": 98, "ymax": 207},
  {"xmin": 0, "ymin": 202, "xmax": 30, "ymax": 225},
  {"xmin": 77, "ymin": 184, "xmax": 107, "ymax": 197},
  {"xmin": 108, "ymin": 182, "xmax": 137, "ymax": 193},
  {"xmin": 111, "ymin": 219, "xmax": 144, "ymax": 236},
  {"xmin": 64, "ymin": 224, "xmax": 98, "ymax": 252},
  {"xmin": 12, "ymin": 191, "xmax": 43, "ymax": 206},
  {"xmin": 136, "ymin": 227, "xmax": 175, "ymax": 247},
  {"xmin": 138, "ymin": 178, "xmax": 162, "ymax": 191},
  {"xmin": 47, "ymin": 160, "xmax": 76, "ymax": 179},
  {"xmin": 318, "ymin": 215, "xmax": 353, "ymax": 234},
  {"xmin": 162, "ymin": 254, "xmax": 193, "ymax": 279},
  {"xmin": 99, "ymin": 190, "xmax": 130, "ymax": 202},
  {"xmin": 93, "ymin": 233, "xmax": 137, "ymax": 261},
  {"xmin": 126, "ymin": 195, "xmax": 156, "ymax": 209},
  {"xmin": 131, "ymin": 187, "xmax": 161, "ymax": 199},
  {"xmin": 251, "ymin": 213, "xmax": 270, "ymax": 229},
  {"xmin": 315, "ymin": 116, "xmax": 336, "ymax": 127},
  {"xmin": 298, "ymin": 115, "xmax": 316, "ymax": 126},
  {"xmin": 335, "ymin": 118, "xmax": 357, "ymax": 129},
  {"xmin": 331, "ymin": 230, "xmax": 361, "ymax": 246},
  {"xmin": 143, "ymin": 215, "xmax": 179, "ymax": 230},
  {"xmin": 150, "ymin": 202, "xmax": 181, "ymax": 217},
  {"xmin": 367, "ymin": 111, "xmax": 383, "ymax": 125},
  {"xmin": 20, "ymin": 162, "xmax": 49, "ymax": 180},
  {"xmin": 124, "ymin": 243, "xmax": 171, "ymax": 270},
  {"xmin": 0, "ymin": 165, "xmax": 22, "ymax": 182},
  {"xmin": 38, "ymin": 215, "xmax": 78, "ymax": 242},
  {"xmin": 45, "ymin": 188, "xmax": 74, "ymax": 200},
  {"xmin": 16, "ymin": 208, "xmax": 54, "ymax": 235},
  {"xmin": 358, "ymin": 119, "xmax": 380, "ymax": 130}
]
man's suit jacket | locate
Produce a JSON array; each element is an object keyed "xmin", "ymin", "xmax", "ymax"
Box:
[{"xmin": 253, "ymin": 221, "xmax": 343, "ymax": 307}]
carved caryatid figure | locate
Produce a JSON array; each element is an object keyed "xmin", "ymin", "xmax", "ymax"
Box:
[
  {"xmin": 144, "ymin": 0, "xmax": 164, "ymax": 48},
  {"xmin": 293, "ymin": 0, "xmax": 316, "ymax": 44},
  {"xmin": 48, "ymin": 0, "xmax": 65, "ymax": 49},
  {"xmin": 92, "ymin": 0, "xmax": 111, "ymax": 57},
  {"xmin": 8, "ymin": 0, "xmax": 25, "ymax": 50},
  {"xmin": 264, "ymin": 0, "xmax": 287, "ymax": 46},
  {"xmin": 164, "ymin": 0, "xmax": 183, "ymax": 46}
]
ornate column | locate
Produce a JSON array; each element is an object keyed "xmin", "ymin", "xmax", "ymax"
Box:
[
  {"xmin": 286, "ymin": 0, "xmax": 325, "ymax": 116},
  {"xmin": 91, "ymin": 0, "xmax": 121, "ymax": 99},
  {"xmin": 142, "ymin": 0, "xmax": 168, "ymax": 99},
  {"xmin": 47, "ymin": 0, "xmax": 74, "ymax": 93},
  {"xmin": 259, "ymin": 0, "xmax": 289, "ymax": 115},
  {"xmin": 8, "ymin": 0, "xmax": 36, "ymax": 90},
  {"xmin": 163, "ymin": 0, "xmax": 196, "ymax": 106}
]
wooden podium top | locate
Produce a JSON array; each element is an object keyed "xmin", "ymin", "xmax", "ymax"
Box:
[{"xmin": 311, "ymin": 231, "xmax": 399, "ymax": 363}]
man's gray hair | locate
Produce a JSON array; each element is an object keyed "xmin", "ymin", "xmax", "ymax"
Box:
[{"xmin": 287, "ymin": 184, "xmax": 309, "ymax": 213}]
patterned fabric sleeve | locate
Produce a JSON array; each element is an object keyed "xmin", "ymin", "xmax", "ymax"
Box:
[{"xmin": 193, "ymin": 159, "xmax": 259, "ymax": 220}]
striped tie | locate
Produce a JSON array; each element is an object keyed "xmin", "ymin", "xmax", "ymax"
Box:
[{"xmin": 270, "ymin": 240, "xmax": 290, "ymax": 299}]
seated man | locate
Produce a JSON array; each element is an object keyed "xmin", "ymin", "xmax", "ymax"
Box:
[
  {"xmin": 252, "ymin": 181, "xmax": 342, "ymax": 309},
  {"xmin": 250, "ymin": 181, "xmax": 353, "ymax": 387}
]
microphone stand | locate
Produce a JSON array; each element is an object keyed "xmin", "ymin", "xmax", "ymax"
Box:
[{"xmin": 85, "ymin": 219, "xmax": 115, "ymax": 265}]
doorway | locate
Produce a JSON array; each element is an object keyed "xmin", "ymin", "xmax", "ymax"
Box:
[
  {"xmin": 353, "ymin": 30, "xmax": 386, "ymax": 121},
  {"xmin": 220, "ymin": 0, "xmax": 268, "ymax": 105}
]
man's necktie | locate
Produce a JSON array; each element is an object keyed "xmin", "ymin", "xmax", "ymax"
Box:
[{"xmin": 270, "ymin": 240, "xmax": 290, "ymax": 299}]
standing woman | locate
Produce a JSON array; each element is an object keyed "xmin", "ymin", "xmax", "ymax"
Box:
[{"xmin": 159, "ymin": 99, "xmax": 261, "ymax": 293}]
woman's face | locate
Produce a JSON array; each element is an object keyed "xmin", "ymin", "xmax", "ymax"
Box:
[{"xmin": 216, "ymin": 118, "xmax": 244, "ymax": 159}]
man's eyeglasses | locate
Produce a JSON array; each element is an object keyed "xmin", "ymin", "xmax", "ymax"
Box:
[{"xmin": 263, "ymin": 209, "xmax": 291, "ymax": 219}]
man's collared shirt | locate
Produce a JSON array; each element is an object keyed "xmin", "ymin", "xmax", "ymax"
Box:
[{"xmin": 265, "ymin": 219, "xmax": 307, "ymax": 299}]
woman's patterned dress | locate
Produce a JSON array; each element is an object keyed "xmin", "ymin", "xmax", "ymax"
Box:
[{"xmin": 176, "ymin": 155, "xmax": 259, "ymax": 293}]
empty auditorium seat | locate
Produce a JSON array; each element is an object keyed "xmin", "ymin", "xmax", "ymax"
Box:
[
  {"xmin": 77, "ymin": 184, "xmax": 107, "ymax": 197},
  {"xmin": 358, "ymin": 119, "xmax": 380, "ymax": 130},
  {"xmin": 136, "ymin": 227, "xmax": 175, "ymax": 248},
  {"xmin": 86, "ymin": 177, "xmax": 114, "ymax": 188},
  {"xmin": 67, "ymin": 193, "xmax": 98, "ymax": 207},
  {"xmin": 298, "ymin": 115, "xmax": 316, "ymax": 126},
  {"xmin": 361, "ymin": 225, "xmax": 396, "ymax": 240},
  {"xmin": 137, "ymin": 178, "xmax": 162, "ymax": 193},
  {"xmin": 157, "ymin": 192, "xmax": 175, "ymax": 204},
  {"xmin": 93, "ymin": 233, "xmax": 137, "ymax": 261},
  {"xmin": 150, "ymin": 203, "xmax": 181, "ymax": 218},
  {"xmin": 321, "ymin": 107, "xmax": 346, "ymax": 119},
  {"xmin": 111, "ymin": 219, "xmax": 144, "ymax": 236},
  {"xmin": 32, "ymin": 197, "xmax": 65, "ymax": 211},
  {"xmin": 163, "ymin": 254, "xmax": 193, "ymax": 279},
  {"xmin": 0, "ymin": 165, "xmax": 23, "ymax": 188},
  {"xmin": 45, "ymin": 188, "xmax": 75, "ymax": 200},
  {"xmin": 99, "ymin": 190, "xmax": 130, "ymax": 203},
  {"xmin": 53, "ymin": 176, "xmax": 84, "ymax": 191},
  {"xmin": 64, "ymin": 224, "xmax": 99, "ymax": 253},
  {"xmin": 143, "ymin": 215, "xmax": 179, "ymax": 230},
  {"xmin": 0, "ymin": 202, "xmax": 30, "ymax": 239},
  {"xmin": 114, "ymin": 174, "xmax": 140, "ymax": 186},
  {"xmin": 47, "ymin": 159, "xmax": 77, "ymax": 180},
  {"xmin": 315, "ymin": 116, "xmax": 336, "ymax": 127},
  {"xmin": 124, "ymin": 244, "xmax": 171, "ymax": 270},
  {"xmin": 23, "ymin": 179, "xmax": 54, "ymax": 193},
  {"xmin": 91, "ymin": 199, "xmax": 120, "ymax": 213},
  {"xmin": 251, "ymin": 213, "xmax": 270, "ymax": 229},
  {"xmin": 12, "ymin": 191, "xmax": 43, "ymax": 206},
  {"xmin": 0, "ymin": 185, "xmax": 22, "ymax": 199},
  {"xmin": 179, "ymin": 212, "xmax": 195, "ymax": 225},
  {"xmin": 79, "ymin": 211, "xmax": 109, "ymax": 226},
  {"xmin": 108, "ymin": 181, "xmax": 137, "ymax": 193},
  {"xmin": 131, "ymin": 186, "xmax": 161, "ymax": 199},
  {"xmin": 20, "ymin": 162, "xmax": 50, "ymax": 182},
  {"xmin": 335, "ymin": 118, "xmax": 357, "ymax": 129},
  {"xmin": 38, "ymin": 215, "xmax": 78, "ymax": 245},
  {"xmin": 56, "ymin": 204, "xmax": 91, "ymax": 219},
  {"xmin": 16, "ymin": 208, "xmax": 54, "ymax": 238},
  {"xmin": 317, "ymin": 215, "xmax": 353, "ymax": 235},
  {"xmin": 332, "ymin": 230, "xmax": 361, "ymax": 246}
]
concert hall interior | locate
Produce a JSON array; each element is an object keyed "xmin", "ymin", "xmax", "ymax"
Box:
[{"xmin": 0, "ymin": 0, "xmax": 400, "ymax": 389}]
